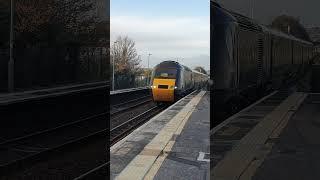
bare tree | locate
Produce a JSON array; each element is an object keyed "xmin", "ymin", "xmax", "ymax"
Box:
[
  {"xmin": 0, "ymin": 0, "xmax": 10, "ymax": 47},
  {"xmin": 13, "ymin": 0, "xmax": 98, "ymax": 46},
  {"xmin": 15, "ymin": 0, "xmax": 54, "ymax": 34},
  {"xmin": 111, "ymin": 36, "xmax": 141, "ymax": 75},
  {"xmin": 53, "ymin": 0, "xmax": 97, "ymax": 35},
  {"xmin": 271, "ymin": 15, "xmax": 311, "ymax": 41}
]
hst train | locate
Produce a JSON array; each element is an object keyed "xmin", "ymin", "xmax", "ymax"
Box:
[
  {"xmin": 212, "ymin": 2, "xmax": 317, "ymax": 124},
  {"xmin": 150, "ymin": 61, "xmax": 209, "ymax": 103}
]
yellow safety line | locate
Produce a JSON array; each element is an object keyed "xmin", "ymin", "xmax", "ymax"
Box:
[
  {"xmin": 115, "ymin": 91, "xmax": 206, "ymax": 180},
  {"xmin": 143, "ymin": 140, "xmax": 175, "ymax": 180}
]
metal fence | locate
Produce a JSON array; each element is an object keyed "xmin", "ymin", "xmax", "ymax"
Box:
[{"xmin": 112, "ymin": 75, "xmax": 149, "ymax": 90}]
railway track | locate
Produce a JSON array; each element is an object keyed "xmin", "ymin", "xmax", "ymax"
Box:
[
  {"xmin": 0, "ymin": 89, "xmax": 165, "ymax": 178},
  {"xmin": 0, "ymin": 112, "xmax": 107, "ymax": 177},
  {"xmin": 0, "ymin": 83, "xmax": 107, "ymax": 142},
  {"xmin": 111, "ymin": 105, "xmax": 167, "ymax": 146},
  {"xmin": 73, "ymin": 162, "xmax": 109, "ymax": 180},
  {"xmin": 72, "ymin": 102, "xmax": 165, "ymax": 179},
  {"xmin": 110, "ymin": 95, "xmax": 152, "ymax": 117},
  {"xmin": 71, "ymin": 99, "xmax": 165, "ymax": 179},
  {"xmin": 75, "ymin": 91, "xmax": 197, "ymax": 179}
]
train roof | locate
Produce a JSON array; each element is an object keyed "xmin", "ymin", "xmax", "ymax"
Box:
[
  {"xmin": 229, "ymin": 11, "xmax": 262, "ymax": 32},
  {"xmin": 211, "ymin": 1, "xmax": 237, "ymax": 24},
  {"xmin": 211, "ymin": 1, "xmax": 313, "ymax": 45},
  {"xmin": 261, "ymin": 25, "xmax": 313, "ymax": 45},
  {"xmin": 155, "ymin": 61, "xmax": 192, "ymax": 72},
  {"xmin": 212, "ymin": 1, "xmax": 259, "ymax": 30},
  {"xmin": 155, "ymin": 61, "xmax": 209, "ymax": 78},
  {"xmin": 156, "ymin": 61, "xmax": 180, "ymax": 68},
  {"xmin": 192, "ymin": 70, "xmax": 209, "ymax": 77}
]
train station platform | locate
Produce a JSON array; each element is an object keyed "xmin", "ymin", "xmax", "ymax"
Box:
[
  {"xmin": 211, "ymin": 90, "xmax": 320, "ymax": 180},
  {"xmin": 0, "ymin": 81, "xmax": 107, "ymax": 105},
  {"xmin": 110, "ymin": 91, "xmax": 210, "ymax": 180}
]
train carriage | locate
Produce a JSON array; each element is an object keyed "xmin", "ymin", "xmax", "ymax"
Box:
[
  {"xmin": 193, "ymin": 70, "xmax": 208, "ymax": 89},
  {"xmin": 212, "ymin": 1, "xmax": 315, "ymax": 124},
  {"xmin": 150, "ymin": 61, "xmax": 208, "ymax": 103}
]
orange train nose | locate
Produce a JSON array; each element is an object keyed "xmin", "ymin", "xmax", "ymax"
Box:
[{"xmin": 151, "ymin": 78, "xmax": 176, "ymax": 102}]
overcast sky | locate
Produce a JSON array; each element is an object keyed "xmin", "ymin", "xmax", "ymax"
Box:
[
  {"xmin": 110, "ymin": 0, "xmax": 210, "ymax": 70},
  {"xmin": 216, "ymin": 0, "xmax": 320, "ymax": 27}
]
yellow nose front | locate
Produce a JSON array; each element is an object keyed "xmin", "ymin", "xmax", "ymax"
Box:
[{"xmin": 151, "ymin": 78, "xmax": 176, "ymax": 102}]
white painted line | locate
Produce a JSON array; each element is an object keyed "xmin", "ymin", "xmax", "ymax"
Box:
[{"xmin": 197, "ymin": 152, "xmax": 210, "ymax": 162}]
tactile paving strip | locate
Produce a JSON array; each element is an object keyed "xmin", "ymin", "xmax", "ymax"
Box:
[{"xmin": 211, "ymin": 91, "xmax": 292, "ymax": 168}]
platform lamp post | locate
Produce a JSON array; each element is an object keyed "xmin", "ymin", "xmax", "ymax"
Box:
[
  {"xmin": 137, "ymin": 55, "xmax": 142, "ymax": 87},
  {"xmin": 250, "ymin": 0, "xmax": 254, "ymax": 19},
  {"xmin": 147, "ymin": 53, "xmax": 152, "ymax": 85},
  {"xmin": 112, "ymin": 41, "xmax": 118, "ymax": 91},
  {"xmin": 8, "ymin": 0, "xmax": 14, "ymax": 92}
]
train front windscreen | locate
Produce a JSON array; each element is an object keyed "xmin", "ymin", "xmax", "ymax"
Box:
[{"xmin": 153, "ymin": 68, "xmax": 177, "ymax": 79}]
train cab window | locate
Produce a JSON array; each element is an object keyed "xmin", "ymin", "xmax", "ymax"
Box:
[
  {"xmin": 154, "ymin": 68, "xmax": 177, "ymax": 79},
  {"xmin": 160, "ymin": 73, "xmax": 169, "ymax": 78}
]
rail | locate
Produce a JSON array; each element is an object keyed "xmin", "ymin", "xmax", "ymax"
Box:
[
  {"xmin": 111, "ymin": 105, "xmax": 166, "ymax": 146},
  {"xmin": 0, "ymin": 112, "xmax": 107, "ymax": 175}
]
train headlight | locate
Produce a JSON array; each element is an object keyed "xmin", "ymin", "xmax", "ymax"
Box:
[
  {"xmin": 170, "ymin": 85, "xmax": 177, "ymax": 89},
  {"xmin": 151, "ymin": 85, "xmax": 157, "ymax": 89}
]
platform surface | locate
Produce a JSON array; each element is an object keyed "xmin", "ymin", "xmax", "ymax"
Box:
[
  {"xmin": 211, "ymin": 91, "xmax": 320, "ymax": 180},
  {"xmin": 0, "ymin": 81, "xmax": 106, "ymax": 105},
  {"xmin": 252, "ymin": 93, "xmax": 320, "ymax": 180},
  {"xmin": 110, "ymin": 91, "xmax": 210, "ymax": 180}
]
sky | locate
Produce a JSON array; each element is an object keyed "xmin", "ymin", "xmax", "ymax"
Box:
[
  {"xmin": 110, "ymin": 0, "xmax": 210, "ymax": 70},
  {"xmin": 216, "ymin": 0, "xmax": 320, "ymax": 27}
]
